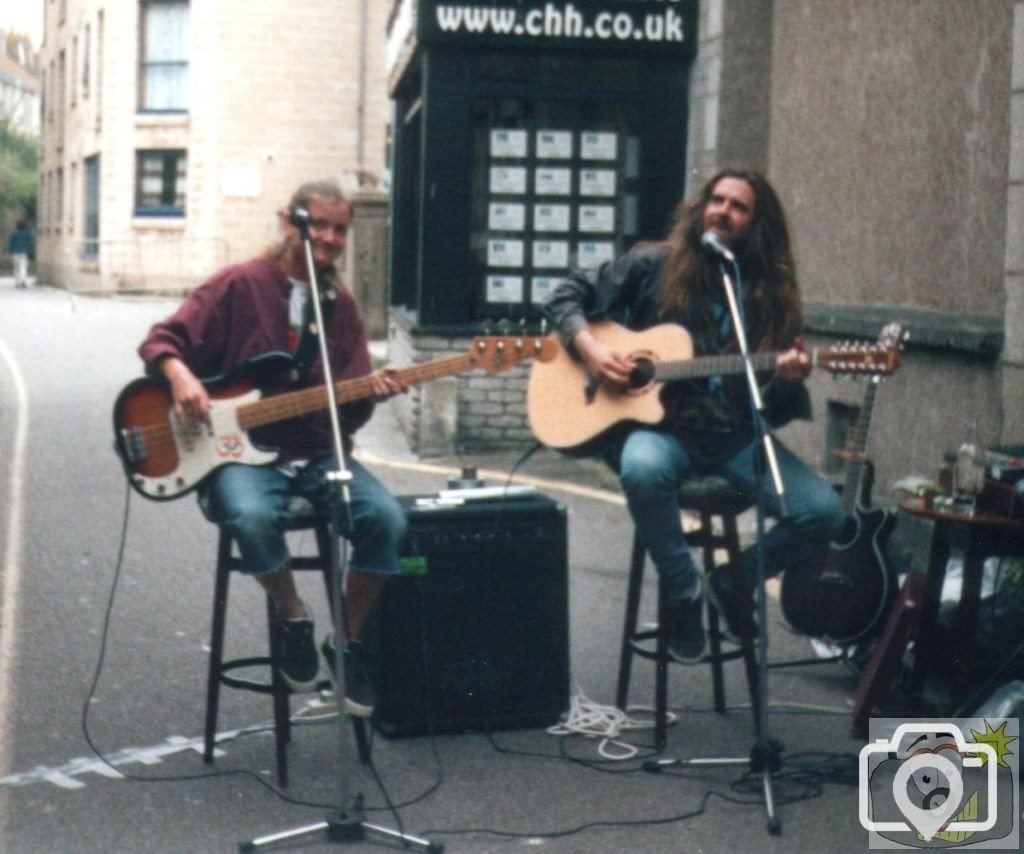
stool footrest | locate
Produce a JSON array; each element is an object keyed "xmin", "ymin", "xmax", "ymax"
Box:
[
  {"xmin": 627, "ymin": 632, "xmax": 747, "ymax": 664},
  {"xmin": 219, "ymin": 656, "xmax": 278, "ymax": 695}
]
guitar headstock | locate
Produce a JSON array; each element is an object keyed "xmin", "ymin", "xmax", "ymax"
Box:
[
  {"xmin": 469, "ymin": 334, "xmax": 558, "ymax": 373},
  {"xmin": 818, "ymin": 324, "xmax": 906, "ymax": 377}
]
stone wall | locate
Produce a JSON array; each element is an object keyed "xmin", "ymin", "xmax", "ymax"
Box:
[{"xmin": 388, "ymin": 316, "xmax": 535, "ymax": 456}]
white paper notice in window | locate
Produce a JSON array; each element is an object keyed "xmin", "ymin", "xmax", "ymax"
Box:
[
  {"xmin": 534, "ymin": 167, "xmax": 572, "ymax": 196},
  {"xmin": 490, "ymin": 166, "xmax": 528, "ymax": 195},
  {"xmin": 486, "ymin": 274, "xmax": 524, "ymax": 303},
  {"xmin": 580, "ymin": 131, "xmax": 618, "ymax": 161},
  {"xmin": 488, "ymin": 238, "xmax": 524, "ymax": 267},
  {"xmin": 579, "ymin": 169, "xmax": 616, "ymax": 197},
  {"xmin": 578, "ymin": 204, "xmax": 616, "ymax": 233},
  {"xmin": 531, "ymin": 276, "xmax": 560, "ymax": 305},
  {"xmin": 488, "ymin": 202, "xmax": 526, "ymax": 231},
  {"xmin": 578, "ymin": 240, "xmax": 616, "ymax": 268},
  {"xmin": 490, "ymin": 129, "xmax": 528, "ymax": 158},
  {"xmin": 533, "ymin": 203, "xmax": 571, "ymax": 232},
  {"xmin": 533, "ymin": 240, "xmax": 569, "ymax": 268},
  {"xmin": 535, "ymin": 130, "xmax": 573, "ymax": 159}
]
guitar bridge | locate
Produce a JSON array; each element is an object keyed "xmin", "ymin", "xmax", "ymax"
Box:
[{"xmin": 120, "ymin": 427, "xmax": 148, "ymax": 462}]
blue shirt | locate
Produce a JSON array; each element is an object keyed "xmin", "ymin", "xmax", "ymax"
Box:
[{"xmin": 7, "ymin": 228, "xmax": 33, "ymax": 255}]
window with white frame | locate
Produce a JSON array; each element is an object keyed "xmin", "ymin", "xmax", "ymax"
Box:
[{"xmin": 138, "ymin": 1, "xmax": 189, "ymax": 111}]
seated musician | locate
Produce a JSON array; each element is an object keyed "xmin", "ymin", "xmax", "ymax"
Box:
[
  {"xmin": 543, "ymin": 168, "xmax": 844, "ymax": 662},
  {"xmin": 137, "ymin": 179, "xmax": 407, "ymax": 715}
]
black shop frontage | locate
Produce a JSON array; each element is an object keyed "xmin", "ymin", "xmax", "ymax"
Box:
[{"xmin": 385, "ymin": 0, "xmax": 698, "ymax": 452}]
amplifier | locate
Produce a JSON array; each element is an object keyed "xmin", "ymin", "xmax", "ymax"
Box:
[{"xmin": 371, "ymin": 494, "xmax": 569, "ymax": 737}]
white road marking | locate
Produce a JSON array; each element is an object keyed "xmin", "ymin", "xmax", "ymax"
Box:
[
  {"xmin": 0, "ymin": 728, "xmax": 265, "ymax": 791},
  {"xmin": 0, "ymin": 335, "xmax": 29, "ymax": 796}
]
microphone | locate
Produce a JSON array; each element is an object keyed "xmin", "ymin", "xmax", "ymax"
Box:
[
  {"xmin": 289, "ymin": 206, "xmax": 311, "ymax": 236},
  {"xmin": 701, "ymin": 230, "xmax": 735, "ymax": 263}
]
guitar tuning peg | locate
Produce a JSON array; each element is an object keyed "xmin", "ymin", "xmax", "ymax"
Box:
[
  {"xmin": 481, "ymin": 319, "xmax": 494, "ymax": 336},
  {"xmin": 497, "ymin": 319, "xmax": 511, "ymax": 335},
  {"xmin": 540, "ymin": 318, "xmax": 549, "ymax": 335}
]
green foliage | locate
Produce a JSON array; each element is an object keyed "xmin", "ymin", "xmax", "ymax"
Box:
[{"xmin": 0, "ymin": 118, "xmax": 38, "ymax": 223}]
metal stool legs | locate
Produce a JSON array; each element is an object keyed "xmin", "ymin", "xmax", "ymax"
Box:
[
  {"xmin": 203, "ymin": 524, "xmax": 371, "ymax": 787},
  {"xmin": 616, "ymin": 508, "xmax": 758, "ymax": 751}
]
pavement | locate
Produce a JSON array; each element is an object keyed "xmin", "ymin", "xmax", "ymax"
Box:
[
  {"xmin": 0, "ymin": 280, "xmax": 876, "ymax": 852},
  {"xmin": 334, "ymin": 354, "xmax": 871, "ymax": 852}
]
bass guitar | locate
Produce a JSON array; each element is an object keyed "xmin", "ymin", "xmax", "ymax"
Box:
[
  {"xmin": 526, "ymin": 321, "xmax": 903, "ymax": 455},
  {"xmin": 780, "ymin": 322, "xmax": 908, "ymax": 644},
  {"xmin": 114, "ymin": 334, "xmax": 555, "ymax": 500}
]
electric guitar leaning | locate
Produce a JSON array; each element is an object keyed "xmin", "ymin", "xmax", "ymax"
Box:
[
  {"xmin": 780, "ymin": 322, "xmax": 908, "ymax": 644},
  {"xmin": 114, "ymin": 334, "xmax": 555, "ymax": 500},
  {"xmin": 526, "ymin": 321, "xmax": 903, "ymax": 456}
]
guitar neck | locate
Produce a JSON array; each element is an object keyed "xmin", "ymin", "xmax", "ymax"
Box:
[
  {"xmin": 841, "ymin": 380, "xmax": 879, "ymax": 514},
  {"xmin": 653, "ymin": 349, "xmax": 796, "ymax": 382},
  {"xmin": 236, "ymin": 353, "xmax": 475, "ymax": 431}
]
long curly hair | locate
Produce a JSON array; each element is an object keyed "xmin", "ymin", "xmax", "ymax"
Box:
[
  {"xmin": 657, "ymin": 169, "xmax": 802, "ymax": 350},
  {"xmin": 264, "ymin": 179, "xmax": 352, "ymax": 286}
]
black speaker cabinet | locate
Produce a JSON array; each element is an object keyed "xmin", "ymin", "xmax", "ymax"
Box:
[{"xmin": 372, "ymin": 494, "xmax": 569, "ymax": 737}]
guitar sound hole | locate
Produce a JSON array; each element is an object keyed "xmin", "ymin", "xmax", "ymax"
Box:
[{"xmin": 629, "ymin": 358, "xmax": 655, "ymax": 389}]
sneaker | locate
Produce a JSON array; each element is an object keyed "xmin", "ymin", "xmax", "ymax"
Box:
[
  {"xmin": 277, "ymin": 615, "xmax": 322, "ymax": 693},
  {"xmin": 667, "ymin": 595, "xmax": 707, "ymax": 663},
  {"xmin": 321, "ymin": 635, "xmax": 376, "ymax": 718},
  {"xmin": 707, "ymin": 563, "xmax": 757, "ymax": 643}
]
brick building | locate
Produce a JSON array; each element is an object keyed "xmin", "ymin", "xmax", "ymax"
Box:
[{"xmin": 35, "ymin": 0, "xmax": 392, "ymax": 313}]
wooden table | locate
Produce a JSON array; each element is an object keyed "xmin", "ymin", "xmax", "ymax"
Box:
[{"xmin": 898, "ymin": 497, "xmax": 1024, "ymax": 713}]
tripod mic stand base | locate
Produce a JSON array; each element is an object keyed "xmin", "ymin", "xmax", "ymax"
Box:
[
  {"xmin": 238, "ymin": 795, "xmax": 443, "ymax": 853},
  {"xmin": 642, "ymin": 738, "xmax": 784, "ymax": 836}
]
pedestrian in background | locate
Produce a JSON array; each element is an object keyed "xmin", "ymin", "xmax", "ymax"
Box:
[{"xmin": 6, "ymin": 219, "xmax": 34, "ymax": 288}]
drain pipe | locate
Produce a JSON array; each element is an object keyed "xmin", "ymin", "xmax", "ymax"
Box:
[{"xmin": 356, "ymin": 0, "xmax": 368, "ymax": 177}]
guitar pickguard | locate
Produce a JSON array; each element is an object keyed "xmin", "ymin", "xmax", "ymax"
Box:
[{"xmin": 127, "ymin": 390, "xmax": 278, "ymax": 499}]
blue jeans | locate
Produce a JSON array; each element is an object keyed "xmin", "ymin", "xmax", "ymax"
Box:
[
  {"xmin": 202, "ymin": 457, "xmax": 407, "ymax": 576},
  {"xmin": 617, "ymin": 429, "xmax": 844, "ymax": 601}
]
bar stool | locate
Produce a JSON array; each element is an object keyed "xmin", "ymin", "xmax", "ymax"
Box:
[
  {"xmin": 616, "ymin": 476, "xmax": 760, "ymax": 751},
  {"xmin": 201, "ymin": 495, "xmax": 370, "ymax": 787}
]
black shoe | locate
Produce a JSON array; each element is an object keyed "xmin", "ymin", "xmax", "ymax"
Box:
[
  {"xmin": 707, "ymin": 563, "xmax": 757, "ymax": 643},
  {"xmin": 277, "ymin": 615, "xmax": 322, "ymax": 693},
  {"xmin": 667, "ymin": 595, "xmax": 707, "ymax": 663},
  {"xmin": 322, "ymin": 635, "xmax": 376, "ymax": 718}
]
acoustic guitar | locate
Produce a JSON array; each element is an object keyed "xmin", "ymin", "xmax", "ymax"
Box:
[
  {"xmin": 780, "ymin": 322, "xmax": 908, "ymax": 644},
  {"xmin": 114, "ymin": 334, "xmax": 555, "ymax": 500},
  {"xmin": 526, "ymin": 321, "xmax": 903, "ymax": 456}
]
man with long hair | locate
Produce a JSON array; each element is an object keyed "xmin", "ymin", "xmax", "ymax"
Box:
[
  {"xmin": 139, "ymin": 179, "xmax": 406, "ymax": 715},
  {"xmin": 544, "ymin": 169, "xmax": 843, "ymax": 661}
]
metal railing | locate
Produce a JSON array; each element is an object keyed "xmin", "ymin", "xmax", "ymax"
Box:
[{"xmin": 50, "ymin": 236, "xmax": 230, "ymax": 295}]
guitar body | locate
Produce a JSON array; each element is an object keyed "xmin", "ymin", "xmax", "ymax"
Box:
[
  {"xmin": 781, "ymin": 502, "xmax": 897, "ymax": 643},
  {"xmin": 777, "ymin": 323, "xmax": 907, "ymax": 645},
  {"xmin": 526, "ymin": 322, "xmax": 693, "ymax": 455},
  {"xmin": 113, "ymin": 353, "xmax": 291, "ymax": 500}
]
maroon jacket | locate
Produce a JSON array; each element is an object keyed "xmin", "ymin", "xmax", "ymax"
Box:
[{"xmin": 138, "ymin": 257, "xmax": 375, "ymax": 460}]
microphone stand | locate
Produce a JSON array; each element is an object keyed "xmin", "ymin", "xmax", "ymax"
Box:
[
  {"xmin": 644, "ymin": 252, "xmax": 787, "ymax": 836},
  {"xmin": 240, "ymin": 208, "xmax": 440, "ymax": 853}
]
